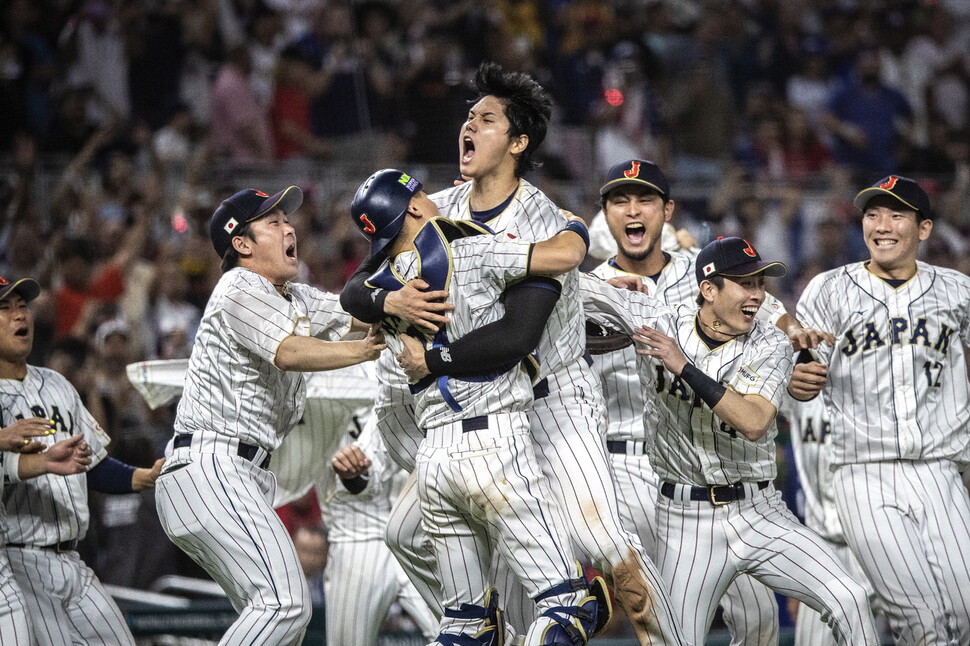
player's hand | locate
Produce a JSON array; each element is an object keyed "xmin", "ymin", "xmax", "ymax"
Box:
[
  {"xmin": 562, "ymin": 209, "xmax": 584, "ymax": 224},
  {"xmin": 358, "ymin": 324, "xmax": 387, "ymax": 361},
  {"xmin": 453, "ymin": 174, "xmax": 471, "ymax": 187},
  {"xmin": 675, "ymin": 228, "xmax": 697, "ymax": 251},
  {"xmin": 786, "ymin": 327, "xmax": 835, "ymax": 351},
  {"xmin": 787, "ymin": 361, "xmax": 828, "ymax": 401},
  {"xmin": 384, "ymin": 279, "xmax": 454, "ymax": 332},
  {"xmin": 43, "ymin": 435, "xmax": 92, "ymax": 476},
  {"xmin": 633, "ymin": 325, "xmax": 688, "ymax": 375},
  {"xmin": 0, "ymin": 417, "xmax": 56, "ymax": 453},
  {"xmin": 132, "ymin": 458, "xmax": 166, "ymax": 491},
  {"xmin": 331, "ymin": 445, "xmax": 371, "ymax": 479},
  {"xmin": 396, "ymin": 334, "xmax": 430, "ymax": 383},
  {"xmin": 607, "ymin": 275, "xmax": 647, "ymax": 294}
]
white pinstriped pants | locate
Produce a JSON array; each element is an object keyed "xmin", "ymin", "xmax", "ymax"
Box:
[
  {"xmin": 834, "ymin": 460, "xmax": 970, "ymax": 646},
  {"xmin": 0, "ymin": 552, "xmax": 33, "ymax": 646},
  {"xmin": 156, "ymin": 454, "xmax": 311, "ymax": 646},
  {"xmin": 655, "ymin": 482, "xmax": 878, "ymax": 646}
]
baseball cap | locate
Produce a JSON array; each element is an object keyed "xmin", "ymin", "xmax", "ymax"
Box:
[
  {"xmin": 94, "ymin": 318, "xmax": 130, "ymax": 351},
  {"xmin": 853, "ymin": 175, "xmax": 933, "ymax": 220},
  {"xmin": 351, "ymin": 169, "xmax": 423, "ymax": 255},
  {"xmin": 695, "ymin": 237, "xmax": 787, "ymax": 284},
  {"xmin": 0, "ymin": 276, "xmax": 41, "ymax": 303},
  {"xmin": 209, "ymin": 186, "xmax": 303, "ymax": 258},
  {"xmin": 599, "ymin": 159, "xmax": 670, "ymax": 198}
]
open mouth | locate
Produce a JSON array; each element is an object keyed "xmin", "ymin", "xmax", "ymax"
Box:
[
  {"xmin": 873, "ymin": 239, "xmax": 897, "ymax": 247},
  {"xmin": 14, "ymin": 327, "xmax": 28, "ymax": 337},
  {"xmin": 461, "ymin": 137, "xmax": 475, "ymax": 164},
  {"xmin": 285, "ymin": 243, "xmax": 297, "ymax": 259},
  {"xmin": 625, "ymin": 223, "xmax": 646, "ymax": 245},
  {"xmin": 740, "ymin": 306, "xmax": 758, "ymax": 318}
]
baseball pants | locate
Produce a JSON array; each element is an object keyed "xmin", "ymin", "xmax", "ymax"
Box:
[
  {"xmin": 156, "ymin": 451, "xmax": 311, "ymax": 646},
  {"xmin": 834, "ymin": 460, "xmax": 970, "ymax": 645},
  {"xmin": 655, "ymin": 482, "xmax": 878, "ymax": 646},
  {"xmin": 0, "ymin": 552, "xmax": 33, "ymax": 646}
]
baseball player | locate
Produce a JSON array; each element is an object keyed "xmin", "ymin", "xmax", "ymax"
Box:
[
  {"xmin": 323, "ymin": 416, "xmax": 438, "ymax": 645},
  {"xmin": 581, "ymin": 236, "xmax": 879, "ymax": 645},
  {"xmin": 796, "ymin": 175, "xmax": 970, "ymax": 645},
  {"xmin": 0, "ymin": 274, "xmax": 163, "ymax": 646},
  {"xmin": 341, "ymin": 62, "xmax": 688, "ymax": 646},
  {"xmin": 588, "ymin": 159, "xmax": 783, "ymax": 646},
  {"xmin": 348, "ymin": 167, "xmax": 610, "ymax": 645},
  {"xmin": 153, "ymin": 186, "xmax": 385, "ymax": 646}
]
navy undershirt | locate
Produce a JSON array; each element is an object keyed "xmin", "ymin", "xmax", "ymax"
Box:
[
  {"xmin": 694, "ymin": 315, "xmax": 731, "ymax": 351},
  {"xmin": 609, "ymin": 252, "xmax": 670, "ymax": 284},
  {"xmin": 470, "ymin": 191, "xmax": 516, "ymax": 224}
]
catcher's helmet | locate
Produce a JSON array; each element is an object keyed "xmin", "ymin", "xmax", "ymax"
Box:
[{"xmin": 351, "ymin": 169, "xmax": 423, "ymax": 255}]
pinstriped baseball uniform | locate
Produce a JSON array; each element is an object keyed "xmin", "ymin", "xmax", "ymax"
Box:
[
  {"xmin": 155, "ymin": 267, "xmax": 351, "ymax": 646},
  {"xmin": 780, "ymin": 394, "xmax": 878, "ymax": 646},
  {"xmin": 589, "ymin": 256, "xmax": 780, "ymax": 646},
  {"xmin": 430, "ymin": 179, "xmax": 687, "ymax": 644},
  {"xmin": 320, "ymin": 416, "xmax": 437, "ymax": 645},
  {"xmin": 377, "ymin": 223, "xmax": 592, "ymax": 642},
  {"xmin": 0, "ymin": 457, "xmax": 35, "ymax": 645},
  {"xmin": 0, "ymin": 365, "xmax": 134, "ymax": 646},
  {"xmin": 797, "ymin": 260, "xmax": 970, "ymax": 644},
  {"xmin": 581, "ymin": 278, "xmax": 878, "ymax": 646}
]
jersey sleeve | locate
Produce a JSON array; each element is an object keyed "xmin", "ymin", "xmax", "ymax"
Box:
[
  {"xmin": 221, "ymin": 280, "xmax": 302, "ymax": 365},
  {"xmin": 728, "ymin": 328, "xmax": 794, "ymax": 409},
  {"xmin": 296, "ymin": 286, "xmax": 353, "ymax": 341},
  {"xmin": 579, "ymin": 273, "xmax": 669, "ymax": 335},
  {"xmin": 795, "ymin": 272, "xmax": 837, "ymax": 364},
  {"xmin": 758, "ymin": 291, "xmax": 787, "ymax": 325}
]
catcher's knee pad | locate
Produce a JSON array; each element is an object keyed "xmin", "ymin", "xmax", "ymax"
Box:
[
  {"xmin": 533, "ymin": 575, "xmax": 612, "ymax": 646},
  {"xmin": 436, "ymin": 588, "xmax": 506, "ymax": 646}
]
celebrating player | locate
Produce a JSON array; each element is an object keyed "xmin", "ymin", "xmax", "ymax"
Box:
[
  {"xmin": 342, "ymin": 61, "xmax": 688, "ymax": 646},
  {"xmin": 581, "ymin": 237, "xmax": 879, "ymax": 645},
  {"xmin": 796, "ymin": 175, "xmax": 970, "ymax": 644},
  {"xmin": 348, "ymin": 167, "xmax": 609, "ymax": 645},
  {"xmin": 0, "ymin": 275, "xmax": 154, "ymax": 646},
  {"xmin": 153, "ymin": 186, "xmax": 385, "ymax": 646}
]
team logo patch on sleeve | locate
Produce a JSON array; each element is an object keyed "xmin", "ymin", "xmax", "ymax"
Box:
[{"xmin": 737, "ymin": 365, "xmax": 760, "ymax": 385}]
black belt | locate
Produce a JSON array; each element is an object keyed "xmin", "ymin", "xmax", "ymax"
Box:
[
  {"xmin": 660, "ymin": 480, "xmax": 769, "ymax": 506},
  {"xmin": 7, "ymin": 539, "xmax": 78, "ymax": 553},
  {"xmin": 461, "ymin": 416, "xmax": 488, "ymax": 432},
  {"xmin": 606, "ymin": 440, "xmax": 649, "ymax": 455},
  {"xmin": 174, "ymin": 434, "xmax": 271, "ymax": 469}
]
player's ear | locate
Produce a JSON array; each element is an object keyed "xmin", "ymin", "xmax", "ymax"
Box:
[
  {"xmin": 917, "ymin": 217, "xmax": 933, "ymax": 241},
  {"xmin": 664, "ymin": 199, "xmax": 675, "ymax": 223},
  {"xmin": 230, "ymin": 234, "xmax": 252, "ymax": 257},
  {"xmin": 509, "ymin": 134, "xmax": 528, "ymax": 155}
]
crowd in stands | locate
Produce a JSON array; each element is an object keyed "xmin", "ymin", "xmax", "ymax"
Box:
[{"xmin": 1, "ymin": 0, "xmax": 970, "ymax": 629}]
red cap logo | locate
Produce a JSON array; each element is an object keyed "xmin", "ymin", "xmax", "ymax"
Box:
[
  {"xmin": 624, "ymin": 161, "xmax": 641, "ymax": 179},
  {"xmin": 879, "ymin": 176, "xmax": 898, "ymax": 190},
  {"xmin": 741, "ymin": 239, "xmax": 757, "ymax": 257},
  {"xmin": 253, "ymin": 190, "xmax": 269, "ymax": 197},
  {"xmin": 0, "ymin": 277, "xmax": 8, "ymax": 286},
  {"xmin": 359, "ymin": 214, "xmax": 376, "ymax": 235}
]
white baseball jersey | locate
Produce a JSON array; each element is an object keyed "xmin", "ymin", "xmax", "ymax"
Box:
[
  {"xmin": 0, "ymin": 446, "xmax": 34, "ymax": 645},
  {"xmin": 589, "ymin": 258, "xmax": 780, "ymax": 646},
  {"xmin": 797, "ymin": 260, "xmax": 970, "ymax": 644},
  {"xmin": 173, "ymin": 267, "xmax": 351, "ymax": 454},
  {"xmin": 156, "ymin": 270, "xmax": 353, "ymax": 646},
  {"xmin": 796, "ymin": 261, "xmax": 970, "ymax": 466},
  {"xmin": 0, "ymin": 366, "xmax": 133, "ymax": 646},
  {"xmin": 581, "ymin": 278, "xmax": 878, "ymax": 645}
]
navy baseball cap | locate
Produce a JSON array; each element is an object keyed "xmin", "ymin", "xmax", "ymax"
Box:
[
  {"xmin": 600, "ymin": 159, "xmax": 670, "ymax": 198},
  {"xmin": 0, "ymin": 276, "xmax": 41, "ymax": 303},
  {"xmin": 351, "ymin": 169, "xmax": 423, "ymax": 255},
  {"xmin": 853, "ymin": 175, "xmax": 933, "ymax": 220},
  {"xmin": 209, "ymin": 186, "xmax": 303, "ymax": 258},
  {"xmin": 695, "ymin": 237, "xmax": 786, "ymax": 284}
]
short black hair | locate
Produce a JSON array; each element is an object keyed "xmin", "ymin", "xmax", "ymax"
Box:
[
  {"xmin": 695, "ymin": 275, "xmax": 725, "ymax": 307},
  {"xmin": 220, "ymin": 222, "xmax": 254, "ymax": 273},
  {"xmin": 472, "ymin": 61, "xmax": 553, "ymax": 178}
]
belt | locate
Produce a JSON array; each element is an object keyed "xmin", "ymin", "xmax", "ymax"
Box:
[
  {"xmin": 606, "ymin": 440, "xmax": 649, "ymax": 456},
  {"xmin": 660, "ymin": 480, "xmax": 769, "ymax": 506},
  {"xmin": 6, "ymin": 539, "xmax": 78, "ymax": 553},
  {"xmin": 461, "ymin": 416, "xmax": 488, "ymax": 432},
  {"xmin": 174, "ymin": 434, "xmax": 272, "ymax": 469}
]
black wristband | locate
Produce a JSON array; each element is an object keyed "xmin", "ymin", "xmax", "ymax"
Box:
[
  {"xmin": 425, "ymin": 347, "xmax": 450, "ymax": 377},
  {"xmin": 341, "ymin": 475, "xmax": 369, "ymax": 494},
  {"xmin": 680, "ymin": 363, "xmax": 727, "ymax": 409}
]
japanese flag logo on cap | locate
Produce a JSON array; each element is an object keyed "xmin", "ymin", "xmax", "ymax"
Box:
[
  {"xmin": 224, "ymin": 217, "xmax": 239, "ymax": 234},
  {"xmin": 703, "ymin": 262, "xmax": 716, "ymax": 276}
]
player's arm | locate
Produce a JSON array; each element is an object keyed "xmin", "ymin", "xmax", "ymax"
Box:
[
  {"xmin": 396, "ymin": 279, "xmax": 561, "ymax": 381},
  {"xmin": 274, "ymin": 325, "xmax": 386, "ymax": 371},
  {"xmin": 633, "ymin": 325, "xmax": 777, "ymax": 440},
  {"xmin": 0, "ymin": 417, "xmax": 57, "ymax": 454},
  {"xmin": 12, "ymin": 435, "xmax": 92, "ymax": 480},
  {"xmin": 331, "ymin": 444, "xmax": 371, "ymax": 494},
  {"xmin": 526, "ymin": 214, "xmax": 590, "ymax": 276},
  {"xmin": 340, "ymin": 251, "xmax": 453, "ymax": 331},
  {"xmin": 86, "ymin": 456, "xmax": 165, "ymax": 493}
]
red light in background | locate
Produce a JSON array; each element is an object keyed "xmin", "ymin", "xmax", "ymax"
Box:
[
  {"xmin": 604, "ymin": 88, "xmax": 624, "ymax": 106},
  {"xmin": 172, "ymin": 214, "xmax": 189, "ymax": 233}
]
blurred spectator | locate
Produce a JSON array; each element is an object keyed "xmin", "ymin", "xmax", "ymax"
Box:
[
  {"xmin": 209, "ymin": 46, "xmax": 274, "ymax": 165},
  {"xmin": 277, "ymin": 488, "xmax": 323, "ymax": 535},
  {"xmin": 823, "ymin": 46, "xmax": 913, "ymax": 177},
  {"xmin": 293, "ymin": 524, "xmax": 329, "ymax": 606},
  {"xmin": 786, "ymin": 35, "xmax": 838, "ymax": 140},
  {"xmin": 732, "ymin": 114, "xmax": 787, "ymax": 181},
  {"xmin": 60, "ymin": 0, "xmax": 131, "ymax": 125},
  {"xmin": 781, "ymin": 107, "xmax": 832, "ymax": 184},
  {"xmin": 147, "ymin": 259, "xmax": 201, "ymax": 360},
  {"xmin": 126, "ymin": 1, "xmax": 184, "ymax": 130},
  {"xmin": 1, "ymin": 0, "xmax": 54, "ymax": 145},
  {"xmin": 152, "ymin": 103, "xmax": 195, "ymax": 168},
  {"xmin": 248, "ymin": 5, "xmax": 286, "ymax": 111},
  {"xmin": 43, "ymin": 87, "xmax": 99, "ymax": 156},
  {"xmin": 270, "ymin": 46, "xmax": 333, "ymax": 163}
]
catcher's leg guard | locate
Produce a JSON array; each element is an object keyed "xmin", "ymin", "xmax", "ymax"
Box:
[
  {"xmin": 435, "ymin": 588, "xmax": 506, "ymax": 646},
  {"xmin": 531, "ymin": 576, "xmax": 613, "ymax": 646}
]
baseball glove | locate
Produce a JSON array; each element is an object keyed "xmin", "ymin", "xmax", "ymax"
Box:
[{"xmin": 585, "ymin": 321, "xmax": 634, "ymax": 355}]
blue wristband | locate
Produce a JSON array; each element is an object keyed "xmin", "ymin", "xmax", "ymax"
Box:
[{"xmin": 562, "ymin": 220, "xmax": 590, "ymax": 251}]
